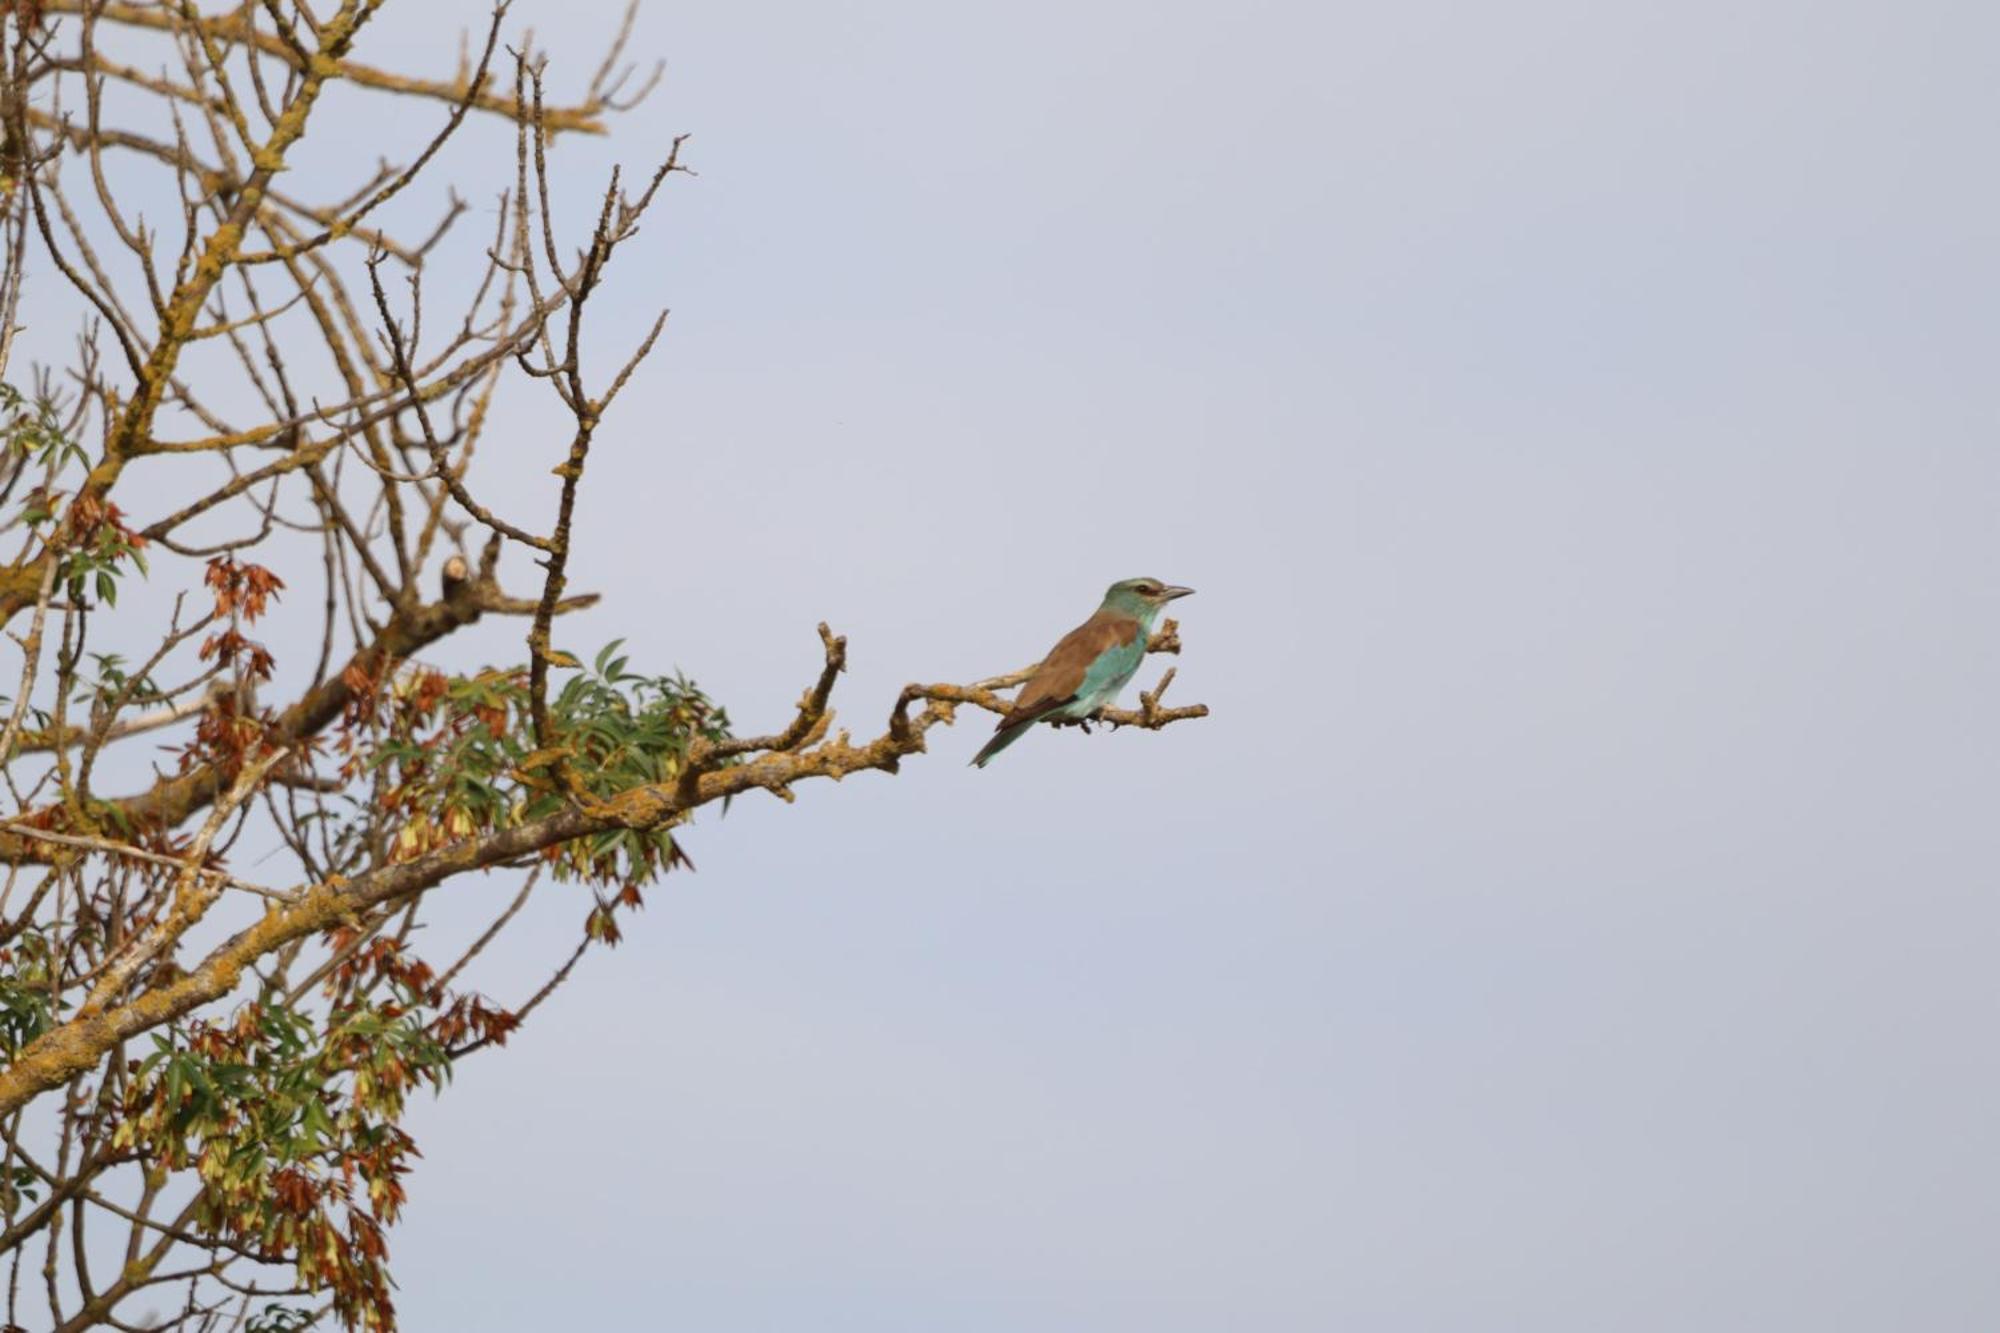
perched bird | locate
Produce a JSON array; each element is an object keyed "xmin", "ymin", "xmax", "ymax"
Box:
[{"xmin": 971, "ymin": 577, "xmax": 1195, "ymax": 768}]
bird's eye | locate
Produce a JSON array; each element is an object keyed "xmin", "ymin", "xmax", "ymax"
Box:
[{"xmin": 1139, "ymin": 582, "xmax": 1160, "ymax": 594}]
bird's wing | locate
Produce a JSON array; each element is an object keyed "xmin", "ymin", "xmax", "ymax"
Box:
[{"xmin": 999, "ymin": 611, "xmax": 1141, "ymax": 728}]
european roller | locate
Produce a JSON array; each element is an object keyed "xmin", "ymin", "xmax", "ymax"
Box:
[{"xmin": 971, "ymin": 577, "xmax": 1195, "ymax": 768}]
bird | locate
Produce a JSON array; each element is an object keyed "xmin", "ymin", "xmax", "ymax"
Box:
[{"xmin": 971, "ymin": 577, "xmax": 1195, "ymax": 768}]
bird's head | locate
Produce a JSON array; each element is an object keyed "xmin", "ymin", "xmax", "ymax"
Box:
[{"xmin": 1102, "ymin": 576, "xmax": 1195, "ymax": 622}]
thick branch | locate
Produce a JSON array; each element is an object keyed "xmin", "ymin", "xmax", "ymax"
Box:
[
  {"xmin": 0, "ymin": 625, "xmax": 1208, "ymax": 1116},
  {"xmin": 41, "ymin": 1, "xmax": 618, "ymax": 135}
]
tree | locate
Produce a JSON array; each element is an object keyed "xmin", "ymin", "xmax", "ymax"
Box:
[{"xmin": 0, "ymin": 3, "xmax": 1205, "ymax": 1328}]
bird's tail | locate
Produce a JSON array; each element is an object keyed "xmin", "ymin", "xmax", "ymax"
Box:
[{"xmin": 970, "ymin": 719, "xmax": 1033, "ymax": 768}]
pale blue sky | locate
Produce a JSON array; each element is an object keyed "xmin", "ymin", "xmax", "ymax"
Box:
[
  {"xmin": 27, "ymin": 1, "xmax": 2000, "ymax": 1328},
  {"xmin": 392, "ymin": 3, "xmax": 1999, "ymax": 1328}
]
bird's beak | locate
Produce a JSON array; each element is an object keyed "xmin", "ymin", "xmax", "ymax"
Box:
[{"xmin": 1159, "ymin": 585, "xmax": 1195, "ymax": 601}]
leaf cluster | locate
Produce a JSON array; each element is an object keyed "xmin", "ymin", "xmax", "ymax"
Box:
[{"xmin": 361, "ymin": 639, "xmax": 732, "ymax": 888}]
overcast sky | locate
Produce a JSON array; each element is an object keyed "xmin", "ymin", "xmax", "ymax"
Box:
[{"xmin": 36, "ymin": 1, "xmax": 2000, "ymax": 1328}]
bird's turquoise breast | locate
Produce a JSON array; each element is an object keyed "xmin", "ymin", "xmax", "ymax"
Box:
[{"xmin": 1068, "ymin": 634, "xmax": 1147, "ymax": 714}]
